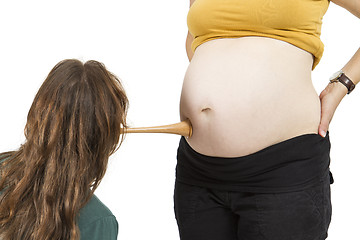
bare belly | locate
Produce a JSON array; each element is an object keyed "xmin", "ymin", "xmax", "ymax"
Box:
[{"xmin": 180, "ymin": 37, "xmax": 321, "ymax": 157}]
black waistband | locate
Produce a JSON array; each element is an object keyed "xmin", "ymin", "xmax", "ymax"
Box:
[{"xmin": 176, "ymin": 133, "xmax": 332, "ymax": 193}]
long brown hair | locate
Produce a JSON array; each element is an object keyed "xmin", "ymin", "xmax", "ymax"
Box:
[{"xmin": 0, "ymin": 59, "xmax": 128, "ymax": 239}]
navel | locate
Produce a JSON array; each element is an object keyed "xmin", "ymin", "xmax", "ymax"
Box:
[{"xmin": 201, "ymin": 107, "xmax": 211, "ymax": 113}]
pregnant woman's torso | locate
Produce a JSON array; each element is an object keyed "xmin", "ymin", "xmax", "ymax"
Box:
[{"xmin": 180, "ymin": 36, "xmax": 321, "ymax": 157}]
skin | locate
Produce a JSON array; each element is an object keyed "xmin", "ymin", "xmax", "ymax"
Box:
[{"xmin": 180, "ymin": 0, "xmax": 360, "ymax": 157}]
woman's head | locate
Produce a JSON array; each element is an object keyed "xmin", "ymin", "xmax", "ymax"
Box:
[
  {"xmin": 26, "ymin": 59, "xmax": 128, "ymax": 157},
  {"xmin": 0, "ymin": 59, "xmax": 128, "ymax": 240}
]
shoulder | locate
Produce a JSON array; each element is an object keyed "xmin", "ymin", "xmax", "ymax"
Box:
[{"xmin": 77, "ymin": 195, "xmax": 118, "ymax": 240}]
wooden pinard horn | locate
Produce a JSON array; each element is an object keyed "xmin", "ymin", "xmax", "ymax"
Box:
[{"xmin": 124, "ymin": 119, "xmax": 192, "ymax": 138}]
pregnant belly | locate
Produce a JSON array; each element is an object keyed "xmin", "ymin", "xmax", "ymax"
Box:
[{"xmin": 180, "ymin": 37, "xmax": 321, "ymax": 157}]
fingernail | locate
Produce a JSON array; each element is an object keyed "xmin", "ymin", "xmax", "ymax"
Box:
[{"xmin": 320, "ymin": 130, "xmax": 327, "ymax": 137}]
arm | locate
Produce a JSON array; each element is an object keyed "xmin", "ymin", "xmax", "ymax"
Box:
[
  {"xmin": 186, "ymin": 0, "xmax": 196, "ymax": 61},
  {"xmin": 331, "ymin": 0, "xmax": 360, "ymax": 18},
  {"xmin": 318, "ymin": 0, "xmax": 360, "ymax": 137},
  {"xmin": 329, "ymin": 0, "xmax": 360, "ymax": 85},
  {"xmin": 342, "ymin": 48, "xmax": 360, "ymax": 85},
  {"xmin": 186, "ymin": 32, "xmax": 194, "ymax": 61}
]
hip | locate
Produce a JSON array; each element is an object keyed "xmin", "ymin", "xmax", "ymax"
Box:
[{"xmin": 176, "ymin": 132, "xmax": 332, "ymax": 193}]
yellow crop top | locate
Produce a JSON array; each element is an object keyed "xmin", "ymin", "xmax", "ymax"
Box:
[{"xmin": 187, "ymin": 0, "xmax": 330, "ymax": 70}]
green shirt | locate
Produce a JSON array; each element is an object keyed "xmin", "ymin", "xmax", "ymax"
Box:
[
  {"xmin": 0, "ymin": 157, "xmax": 117, "ymax": 239},
  {"xmin": 77, "ymin": 195, "xmax": 118, "ymax": 240}
]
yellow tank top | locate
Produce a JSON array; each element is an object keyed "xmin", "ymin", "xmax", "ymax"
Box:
[{"xmin": 187, "ymin": 0, "xmax": 330, "ymax": 70}]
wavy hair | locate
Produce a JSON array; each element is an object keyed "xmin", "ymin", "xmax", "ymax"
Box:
[{"xmin": 0, "ymin": 59, "xmax": 128, "ymax": 239}]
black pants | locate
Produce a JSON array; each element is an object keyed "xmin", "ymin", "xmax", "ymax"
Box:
[{"xmin": 174, "ymin": 176, "xmax": 331, "ymax": 240}]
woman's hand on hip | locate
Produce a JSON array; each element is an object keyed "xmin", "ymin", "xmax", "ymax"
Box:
[{"xmin": 318, "ymin": 81, "xmax": 348, "ymax": 137}]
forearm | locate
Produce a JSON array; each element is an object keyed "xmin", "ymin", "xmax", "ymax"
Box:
[
  {"xmin": 342, "ymin": 47, "xmax": 360, "ymax": 85},
  {"xmin": 328, "ymin": 49, "xmax": 360, "ymax": 102}
]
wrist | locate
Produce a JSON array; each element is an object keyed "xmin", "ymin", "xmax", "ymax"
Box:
[
  {"xmin": 330, "ymin": 81, "xmax": 348, "ymax": 99},
  {"xmin": 329, "ymin": 70, "xmax": 356, "ymax": 94}
]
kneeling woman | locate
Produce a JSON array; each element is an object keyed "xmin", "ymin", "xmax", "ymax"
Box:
[{"xmin": 0, "ymin": 59, "xmax": 128, "ymax": 240}]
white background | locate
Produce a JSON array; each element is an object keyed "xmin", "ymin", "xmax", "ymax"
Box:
[{"xmin": 0, "ymin": 1, "xmax": 359, "ymax": 239}]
